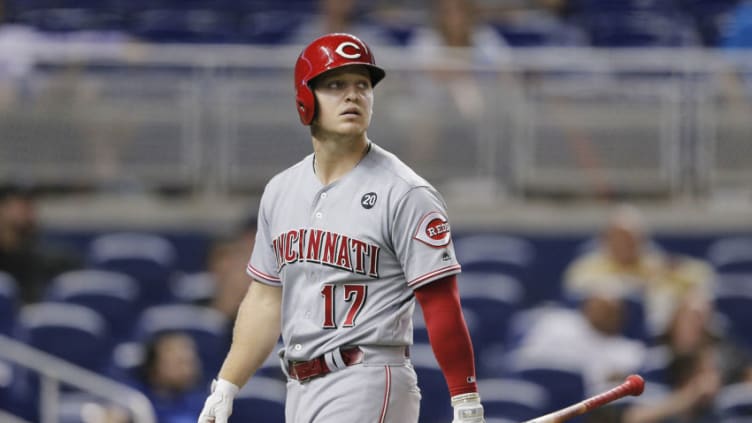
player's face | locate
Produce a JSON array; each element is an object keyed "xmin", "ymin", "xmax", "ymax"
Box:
[{"xmin": 311, "ymin": 66, "xmax": 374, "ymax": 136}]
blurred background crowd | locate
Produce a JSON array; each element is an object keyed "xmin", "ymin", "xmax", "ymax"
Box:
[{"xmin": 0, "ymin": 0, "xmax": 751, "ymax": 422}]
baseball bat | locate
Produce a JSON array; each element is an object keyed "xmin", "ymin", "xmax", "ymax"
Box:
[{"xmin": 522, "ymin": 374, "xmax": 645, "ymax": 423}]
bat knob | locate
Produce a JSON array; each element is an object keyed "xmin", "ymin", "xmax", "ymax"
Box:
[{"xmin": 626, "ymin": 374, "xmax": 645, "ymax": 396}]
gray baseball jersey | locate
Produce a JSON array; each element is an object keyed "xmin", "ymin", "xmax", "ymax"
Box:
[{"xmin": 247, "ymin": 142, "xmax": 461, "ymax": 362}]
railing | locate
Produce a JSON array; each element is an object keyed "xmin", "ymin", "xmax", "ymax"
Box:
[
  {"xmin": 0, "ymin": 335, "xmax": 156, "ymax": 423},
  {"xmin": 0, "ymin": 40, "xmax": 750, "ymax": 199}
]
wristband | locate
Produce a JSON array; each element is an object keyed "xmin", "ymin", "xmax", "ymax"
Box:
[{"xmin": 451, "ymin": 392, "xmax": 481, "ymax": 407}]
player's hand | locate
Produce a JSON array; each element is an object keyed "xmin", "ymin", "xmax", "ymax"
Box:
[
  {"xmin": 451, "ymin": 392, "xmax": 485, "ymax": 423},
  {"xmin": 197, "ymin": 378, "xmax": 240, "ymax": 423}
]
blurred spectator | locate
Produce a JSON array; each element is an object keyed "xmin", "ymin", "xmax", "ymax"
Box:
[
  {"xmin": 589, "ymin": 295, "xmax": 752, "ymax": 423},
  {"xmin": 401, "ymin": 0, "xmax": 517, "ymax": 164},
  {"xmin": 564, "ymin": 205, "xmax": 716, "ymax": 337},
  {"xmin": 135, "ymin": 331, "xmax": 206, "ymax": 423},
  {"xmin": 0, "ymin": 185, "xmax": 81, "ymax": 303},
  {"xmin": 289, "ymin": 0, "xmax": 398, "ymax": 46},
  {"xmin": 208, "ymin": 216, "xmax": 257, "ymax": 321},
  {"xmin": 512, "ymin": 292, "xmax": 646, "ymax": 397},
  {"xmin": 407, "ymin": 0, "xmax": 511, "ymax": 66}
]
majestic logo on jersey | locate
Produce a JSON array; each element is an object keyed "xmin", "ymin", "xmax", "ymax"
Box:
[
  {"xmin": 335, "ymin": 41, "xmax": 362, "ymax": 59},
  {"xmin": 272, "ymin": 229, "xmax": 380, "ymax": 277},
  {"xmin": 414, "ymin": 211, "xmax": 452, "ymax": 248},
  {"xmin": 361, "ymin": 192, "xmax": 377, "ymax": 209}
]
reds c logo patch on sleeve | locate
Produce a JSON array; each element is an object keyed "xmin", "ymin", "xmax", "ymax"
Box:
[{"xmin": 413, "ymin": 211, "xmax": 452, "ymax": 248}]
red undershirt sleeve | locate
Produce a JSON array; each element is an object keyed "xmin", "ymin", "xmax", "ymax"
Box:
[{"xmin": 414, "ymin": 274, "xmax": 479, "ymax": 397}]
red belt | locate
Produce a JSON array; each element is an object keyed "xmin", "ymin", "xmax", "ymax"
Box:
[{"xmin": 287, "ymin": 347, "xmax": 364, "ymax": 382}]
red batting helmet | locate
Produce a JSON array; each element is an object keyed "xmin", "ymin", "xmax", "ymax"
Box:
[{"xmin": 294, "ymin": 33, "xmax": 386, "ymax": 125}]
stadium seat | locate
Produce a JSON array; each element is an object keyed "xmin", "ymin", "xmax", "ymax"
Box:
[
  {"xmin": 8, "ymin": 0, "xmax": 124, "ymax": 32},
  {"xmin": 571, "ymin": 0, "xmax": 678, "ymax": 13},
  {"xmin": 236, "ymin": 10, "xmax": 307, "ymax": 44},
  {"xmin": 16, "ymin": 303, "xmax": 112, "ymax": 372},
  {"xmin": 453, "ymin": 234, "xmax": 536, "ymax": 277},
  {"xmin": 707, "ymin": 236, "xmax": 752, "ymax": 273},
  {"xmin": 457, "ymin": 272, "xmax": 525, "ymax": 353},
  {"xmin": 0, "ymin": 272, "xmax": 18, "ymax": 336},
  {"xmin": 583, "ymin": 12, "xmax": 699, "ymax": 47},
  {"xmin": 131, "ymin": 304, "xmax": 230, "ymax": 383},
  {"xmin": 229, "ymin": 376, "xmax": 286, "ymax": 423},
  {"xmin": 713, "ymin": 273, "xmax": 752, "ymax": 348},
  {"xmin": 410, "ymin": 343, "xmax": 452, "ymax": 423},
  {"xmin": 128, "ymin": 9, "xmax": 237, "ymax": 43},
  {"xmin": 502, "ymin": 357, "xmax": 586, "ymax": 423},
  {"xmin": 170, "ymin": 271, "xmax": 215, "ymax": 305},
  {"xmin": 45, "ymin": 269, "xmax": 141, "ymax": 341},
  {"xmin": 716, "ymin": 382, "xmax": 752, "ymax": 420},
  {"xmin": 254, "ymin": 342, "xmax": 285, "ymax": 380},
  {"xmin": 0, "ymin": 359, "xmax": 14, "ymax": 413},
  {"xmin": 87, "ymin": 232, "xmax": 178, "ymax": 307},
  {"xmin": 56, "ymin": 392, "xmax": 125, "ymax": 423},
  {"xmin": 494, "ymin": 15, "xmax": 588, "ymax": 47},
  {"xmin": 478, "ymin": 378, "xmax": 550, "ymax": 422}
]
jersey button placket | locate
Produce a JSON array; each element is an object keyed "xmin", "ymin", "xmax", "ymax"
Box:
[{"xmin": 314, "ymin": 190, "xmax": 326, "ymax": 220}]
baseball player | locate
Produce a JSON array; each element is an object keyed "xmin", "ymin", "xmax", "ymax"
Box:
[{"xmin": 197, "ymin": 33, "xmax": 485, "ymax": 423}]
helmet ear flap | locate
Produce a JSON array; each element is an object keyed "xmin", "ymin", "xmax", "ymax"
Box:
[{"xmin": 296, "ymin": 84, "xmax": 315, "ymax": 125}]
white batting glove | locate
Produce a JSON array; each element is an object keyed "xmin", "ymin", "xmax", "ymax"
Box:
[
  {"xmin": 197, "ymin": 378, "xmax": 239, "ymax": 423},
  {"xmin": 451, "ymin": 392, "xmax": 485, "ymax": 423}
]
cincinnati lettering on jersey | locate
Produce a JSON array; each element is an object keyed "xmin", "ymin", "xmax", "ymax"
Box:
[{"xmin": 272, "ymin": 229, "xmax": 380, "ymax": 277}]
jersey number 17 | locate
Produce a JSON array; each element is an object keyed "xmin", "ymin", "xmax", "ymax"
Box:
[{"xmin": 321, "ymin": 284, "xmax": 367, "ymax": 329}]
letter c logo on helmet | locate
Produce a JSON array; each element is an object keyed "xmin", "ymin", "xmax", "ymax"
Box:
[
  {"xmin": 294, "ymin": 33, "xmax": 385, "ymax": 126},
  {"xmin": 335, "ymin": 42, "xmax": 362, "ymax": 59}
]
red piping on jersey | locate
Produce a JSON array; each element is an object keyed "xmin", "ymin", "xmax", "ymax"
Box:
[
  {"xmin": 246, "ymin": 264, "xmax": 281, "ymax": 284},
  {"xmin": 407, "ymin": 264, "xmax": 461, "ymax": 287},
  {"xmin": 378, "ymin": 366, "xmax": 392, "ymax": 423}
]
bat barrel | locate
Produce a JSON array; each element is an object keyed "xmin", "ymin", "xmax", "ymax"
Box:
[{"xmin": 521, "ymin": 375, "xmax": 645, "ymax": 423}]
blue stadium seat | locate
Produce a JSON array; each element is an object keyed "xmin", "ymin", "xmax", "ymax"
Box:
[
  {"xmin": 87, "ymin": 232, "xmax": 178, "ymax": 307},
  {"xmin": 0, "ymin": 359, "xmax": 15, "ymax": 414},
  {"xmin": 410, "ymin": 343, "xmax": 453, "ymax": 423},
  {"xmin": 572, "ymin": 0, "xmax": 678, "ymax": 13},
  {"xmin": 132, "ymin": 304, "xmax": 230, "ymax": 383},
  {"xmin": 236, "ymin": 10, "xmax": 307, "ymax": 44},
  {"xmin": 584, "ymin": 12, "xmax": 700, "ymax": 47},
  {"xmin": 16, "ymin": 303, "xmax": 112, "ymax": 372},
  {"xmin": 170, "ymin": 271, "xmax": 215, "ymax": 305},
  {"xmin": 230, "ymin": 376, "xmax": 286, "ymax": 423},
  {"xmin": 8, "ymin": 0, "xmax": 124, "ymax": 32},
  {"xmin": 453, "ymin": 234, "xmax": 536, "ymax": 277},
  {"xmin": 128, "ymin": 9, "xmax": 238, "ymax": 43},
  {"xmin": 478, "ymin": 378, "xmax": 550, "ymax": 422},
  {"xmin": 0, "ymin": 272, "xmax": 18, "ymax": 336},
  {"xmin": 707, "ymin": 236, "xmax": 752, "ymax": 273},
  {"xmin": 716, "ymin": 382, "xmax": 752, "ymax": 420},
  {"xmin": 502, "ymin": 357, "xmax": 586, "ymax": 423},
  {"xmin": 457, "ymin": 273, "xmax": 525, "ymax": 353},
  {"xmin": 713, "ymin": 273, "xmax": 752, "ymax": 348},
  {"xmin": 254, "ymin": 343, "xmax": 285, "ymax": 380},
  {"xmin": 45, "ymin": 269, "xmax": 141, "ymax": 341},
  {"xmin": 494, "ymin": 15, "xmax": 588, "ymax": 47}
]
